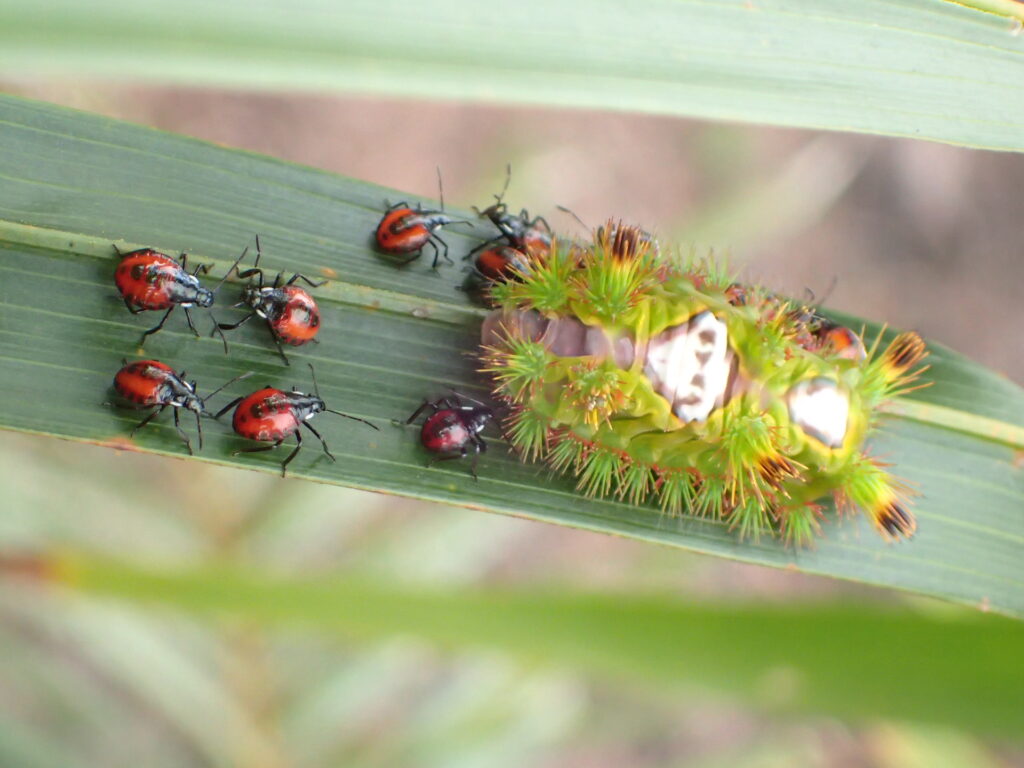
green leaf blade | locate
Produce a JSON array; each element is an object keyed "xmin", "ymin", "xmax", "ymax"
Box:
[
  {"xmin": 3, "ymin": 1, "xmax": 1024, "ymax": 148},
  {"xmin": 1, "ymin": 94, "xmax": 1022, "ymax": 616}
]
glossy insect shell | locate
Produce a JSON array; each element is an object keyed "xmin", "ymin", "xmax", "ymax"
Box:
[
  {"xmin": 115, "ymin": 249, "xmax": 213, "ymax": 310},
  {"xmin": 483, "ymin": 204, "xmax": 552, "ymax": 256},
  {"xmin": 114, "ymin": 359, "xmax": 200, "ymax": 410},
  {"xmin": 475, "ymin": 246, "xmax": 531, "ymax": 282},
  {"xmin": 518, "ymin": 220, "xmax": 553, "ymax": 256},
  {"xmin": 421, "ymin": 410, "xmax": 474, "ymax": 453},
  {"xmin": 376, "ymin": 207, "xmax": 451, "ymax": 254},
  {"xmin": 231, "ymin": 388, "xmax": 323, "ymax": 442},
  {"xmin": 245, "ymin": 285, "xmax": 321, "ymax": 345}
]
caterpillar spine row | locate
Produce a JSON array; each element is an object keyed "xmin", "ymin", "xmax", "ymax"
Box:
[{"xmin": 480, "ymin": 222, "xmax": 928, "ymax": 546}]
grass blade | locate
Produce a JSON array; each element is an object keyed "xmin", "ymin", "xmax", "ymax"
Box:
[{"xmin": 0, "ymin": 94, "xmax": 1022, "ymax": 615}]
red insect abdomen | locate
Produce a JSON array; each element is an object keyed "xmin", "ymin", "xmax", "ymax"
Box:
[
  {"xmin": 422, "ymin": 411, "xmax": 470, "ymax": 453},
  {"xmin": 274, "ymin": 287, "xmax": 321, "ymax": 345},
  {"xmin": 115, "ymin": 252, "xmax": 179, "ymax": 310},
  {"xmin": 376, "ymin": 210, "xmax": 429, "ymax": 253},
  {"xmin": 233, "ymin": 388, "xmax": 300, "ymax": 441},
  {"xmin": 477, "ymin": 247, "xmax": 529, "ymax": 281},
  {"xmin": 114, "ymin": 359, "xmax": 174, "ymax": 405}
]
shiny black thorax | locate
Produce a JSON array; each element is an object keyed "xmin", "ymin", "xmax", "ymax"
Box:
[
  {"xmin": 165, "ymin": 271, "xmax": 214, "ymax": 308},
  {"xmin": 160, "ymin": 376, "xmax": 204, "ymax": 413},
  {"xmin": 280, "ymin": 392, "xmax": 325, "ymax": 422},
  {"xmin": 242, "ymin": 285, "xmax": 291, "ymax": 321}
]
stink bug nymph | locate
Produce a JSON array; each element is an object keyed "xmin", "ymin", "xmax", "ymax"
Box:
[
  {"xmin": 217, "ymin": 364, "xmax": 378, "ymax": 476},
  {"xmin": 110, "ymin": 359, "xmax": 251, "ymax": 454},
  {"xmin": 406, "ymin": 394, "xmax": 495, "ymax": 479},
  {"xmin": 217, "ymin": 236, "xmax": 325, "ymax": 366},
  {"xmin": 375, "ymin": 169, "xmax": 471, "ymax": 268},
  {"xmin": 113, "ymin": 245, "xmax": 231, "ymax": 348},
  {"xmin": 467, "ymin": 165, "xmax": 553, "ymax": 262}
]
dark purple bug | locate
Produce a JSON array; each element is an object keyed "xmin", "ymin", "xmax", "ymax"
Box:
[{"xmin": 405, "ymin": 394, "xmax": 495, "ymax": 479}]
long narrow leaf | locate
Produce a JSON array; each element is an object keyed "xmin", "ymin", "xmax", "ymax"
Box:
[
  {"xmin": 25, "ymin": 553, "xmax": 1024, "ymax": 737},
  {"xmin": 2, "ymin": 1, "xmax": 1024, "ymax": 149},
  {"xmin": 0, "ymin": 95, "xmax": 1022, "ymax": 615}
]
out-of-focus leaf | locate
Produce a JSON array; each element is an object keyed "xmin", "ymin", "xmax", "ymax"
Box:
[
  {"xmin": 29, "ymin": 553, "xmax": 1024, "ymax": 737},
  {"xmin": 2, "ymin": 1, "xmax": 1024, "ymax": 149}
]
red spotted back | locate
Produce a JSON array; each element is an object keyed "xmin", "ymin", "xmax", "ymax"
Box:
[
  {"xmin": 475, "ymin": 246, "xmax": 530, "ymax": 282},
  {"xmin": 422, "ymin": 410, "xmax": 472, "ymax": 453},
  {"xmin": 113, "ymin": 359, "xmax": 177, "ymax": 405},
  {"xmin": 114, "ymin": 250, "xmax": 183, "ymax": 310},
  {"xmin": 232, "ymin": 388, "xmax": 301, "ymax": 442},
  {"xmin": 376, "ymin": 208, "xmax": 432, "ymax": 253},
  {"xmin": 273, "ymin": 287, "xmax": 321, "ymax": 345}
]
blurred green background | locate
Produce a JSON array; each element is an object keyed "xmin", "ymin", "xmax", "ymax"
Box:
[{"xmin": 3, "ymin": 37, "xmax": 1024, "ymax": 768}]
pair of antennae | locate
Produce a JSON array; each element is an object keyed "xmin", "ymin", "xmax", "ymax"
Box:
[{"xmin": 305, "ymin": 363, "xmax": 380, "ymax": 430}]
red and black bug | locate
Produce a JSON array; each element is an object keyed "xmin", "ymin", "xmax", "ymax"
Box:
[
  {"xmin": 375, "ymin": 170, "xmax": 470, "ymax": 269},
  {"xmin": 467, "ymin": 166, "xmax": 552, "ymax": 262},
  {"xmin": 473, "ymin": 245, "xmax": 532, "ymax": 282},
  {"xmin": 113, "ymin": 245, "xmax": 229, "ymax": 348},
  {"xmin": 217, "ymin": 236, "xmax": 325, "ymax": 366},
  {"xmin": 405, "ymin": 394, "xmax": 495, "ymax": 479},
  {"xmin": 110, "ymin": 359, "xmax": 250, "ymax": 454},
  {"xmin": 217, "ymin": 364, "xmax": 378, "ymax": 476},
  {"xmin": 806, "ymin": 315, "xmax": 867, "ymax": 361},
  {"xmin": 463, "ymin": 243, "xmax": 534, "ymax": 303}
]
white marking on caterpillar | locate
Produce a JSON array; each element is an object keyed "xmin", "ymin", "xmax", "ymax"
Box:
[
  {"xmin": 787, "ymin": 377, "xmax": 849, "ymax": 448},
  {"xmin": 644, "ymin": 311, "xmax": 730, "ymax": 423}
]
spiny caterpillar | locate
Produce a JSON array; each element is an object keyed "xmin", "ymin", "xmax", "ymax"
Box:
[{"xmin": 480, "ymin": 223, "xmax": 928, "ymax": 546}]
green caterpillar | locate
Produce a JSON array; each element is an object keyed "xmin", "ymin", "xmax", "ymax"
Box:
[{"xmin": 480, "ymin": 223, "xmax": 928, "ymax": 546}]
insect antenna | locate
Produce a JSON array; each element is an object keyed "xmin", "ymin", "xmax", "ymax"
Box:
[
  {"xmin": 446, "ymin": 387, "xmax": 493, "ymax": 409},
  {"xmin": 204, "ymin": 245, "xmax": 255, "ymax": 354},
  {"xmin": 437, "ymin": 166, "xmax": 446, "ymax": 213},
  {"xmin": 307, "ymin": 362, "xmax": 322, "ymax": 400},
  {"xmin": 308, "ymin": 364, "xmax": 379, "ymax": 430},
  {"xmin": 325, "ymin": 409, "xmax": 380, "ymax": 430},
  {"xmin": 254, "ymin": 234, "xmax": 264, "ymax": 270},
  {"xmin": 201, "ymin": 370, "xmax": 254, "ymax": 409},
  {"xmin": 556, "ymin": 204, "xmax": 590, "ymax": 231},
  {"xmin": 215, "ymin": 246, "xmax": 249, "ymax": 291},
  {"xmin": 494, "ymin": 163, "xmax": 512, "ymax": 206}
]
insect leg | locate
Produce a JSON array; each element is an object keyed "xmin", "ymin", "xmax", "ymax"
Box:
[
  {"xmin": 302, "ymin": 420, "xmax": 335, "ymax": 462},
  {"xmin": 286, "ymin": 273, "xmax": 327, "ymax": 288},
  {"xmin": 183, "ymin": 307, "xmax": 202, "ymax": 338},
  {"xmin": 214, "ymin": 396, "xmax": 244, "ymax": 420},
  {"xmin": 129, "ymin": 405, "xmax": 166, "ymax": 437},
  {"xmin": 406, "ymin": 399, "xmax": 439, "ymax": 424},
  {"xmin": 172, "ymin": 406, "xmax": 194, "ymax": 455},
  {"xmin": 431, "ymin": 233, "xmax": 454, "ymax": 267},
  {"xmin": 140, "ymin": 307, "xmax": 176, "ymax": 345},
  {"xmin": 280, "ymin": 432, "xmax": 303, "ymax": 477},
  {"xmin": 217, "ymin": 312, "xmax": 256, "ymax": 332},
  {"xmin": 268, "ymin": 321, "xmax": 290, "ymax": 366}
]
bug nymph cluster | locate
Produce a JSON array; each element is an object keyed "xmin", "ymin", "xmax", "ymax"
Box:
[
  {"xmin": 479, "ymin": 221, "xmax": 929, "ymax": 546},
  {"xmin": 109, "ymin": 237, "xmax": 378, "ymax": 475},
  {"xmin": 108, "ymin": 174, "xmax": 929, "ymax": 533}
]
